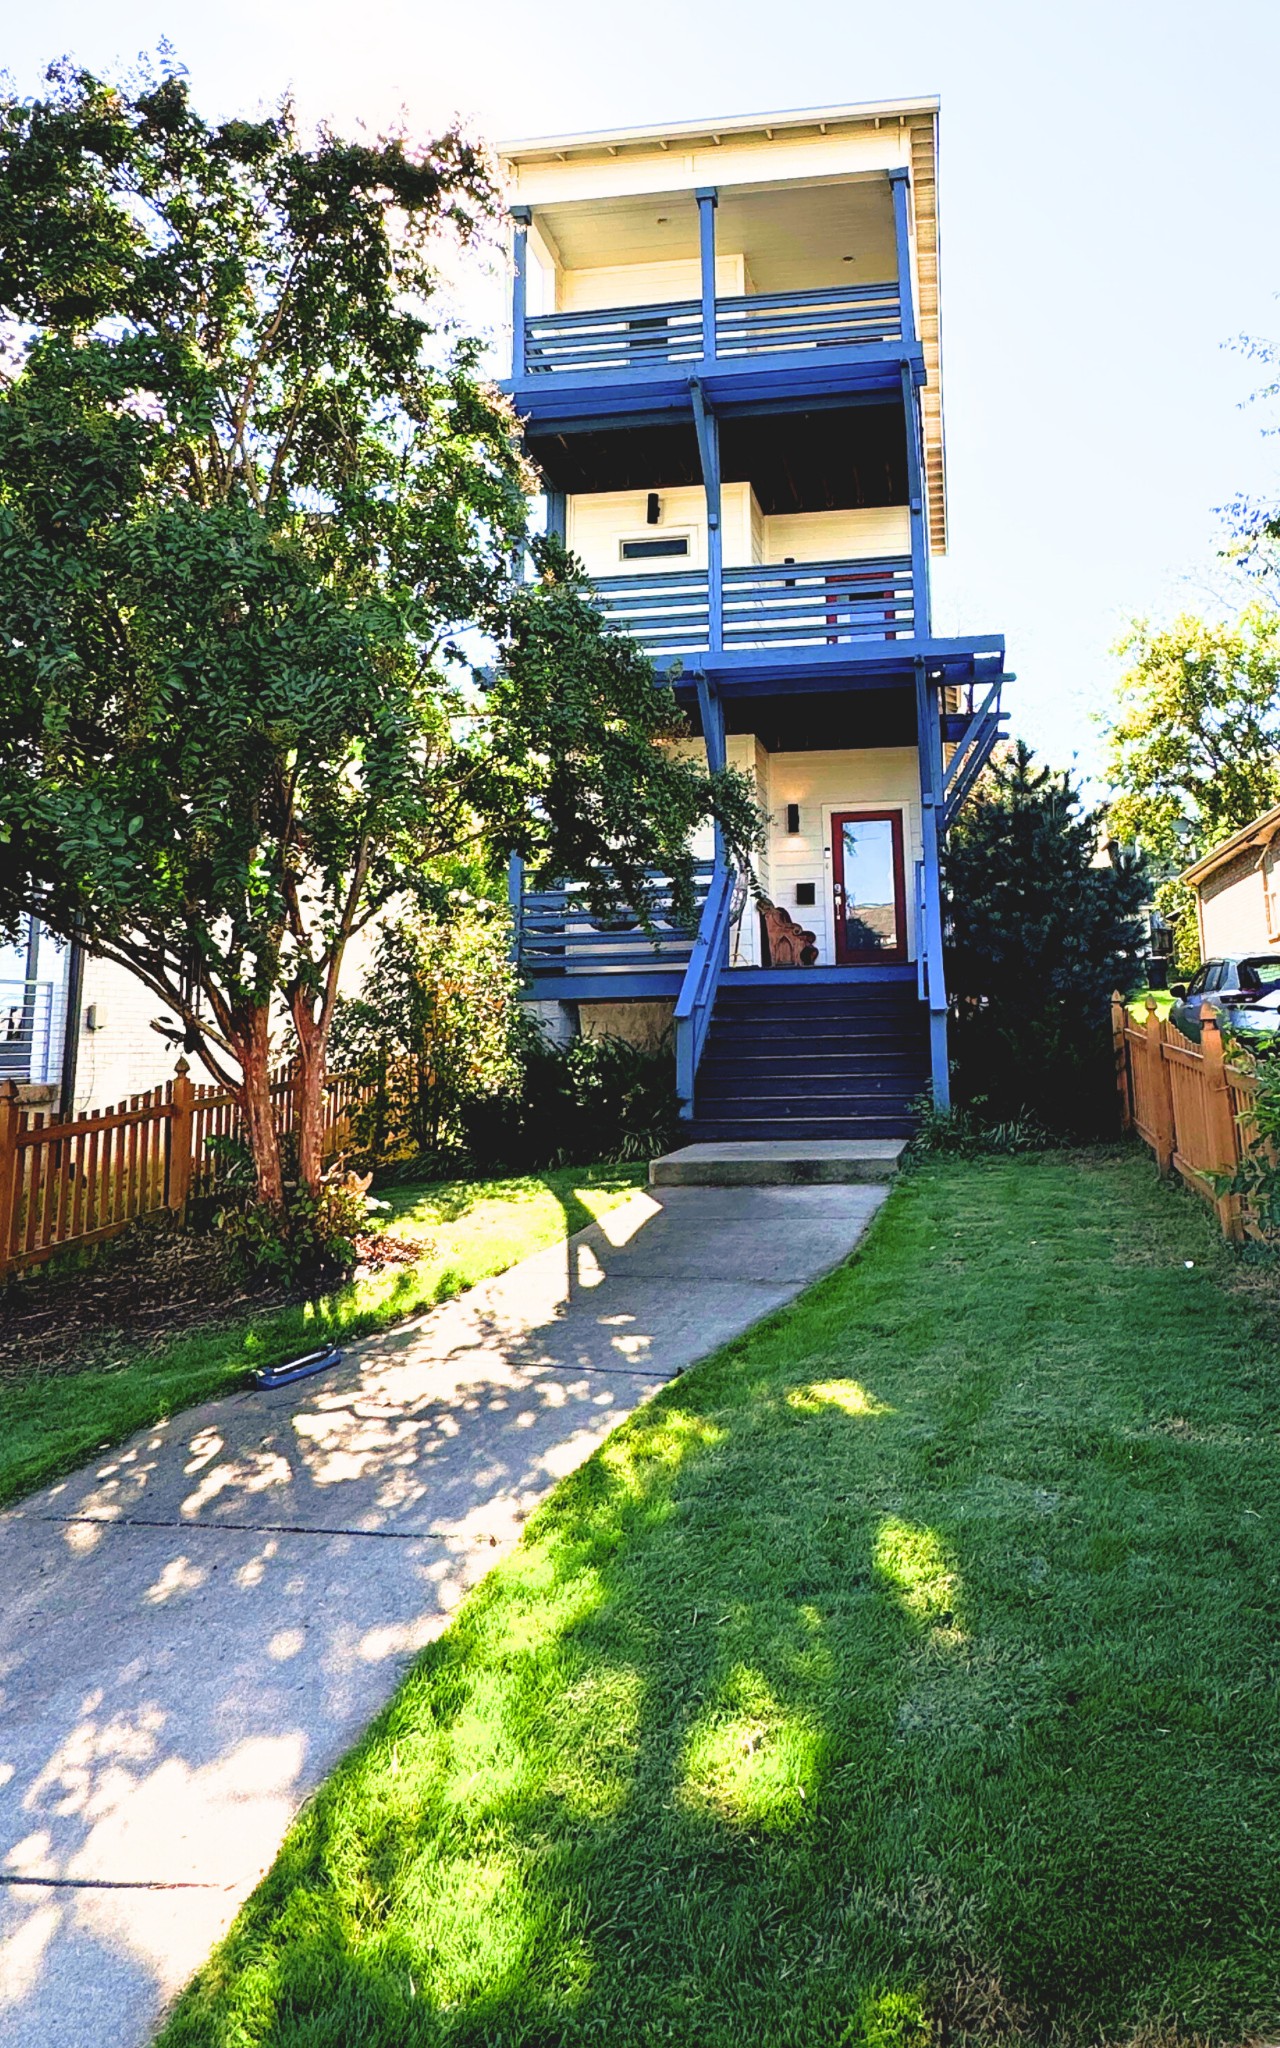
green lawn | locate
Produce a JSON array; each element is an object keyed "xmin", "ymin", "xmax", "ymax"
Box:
[
  {"xmin": 0, "ymin": 1165, "xmax": 645, "ymax": 1512},
  {"xmin": 160, "ymin": 1148, "xmax": 1280, "ymax": 2048}
]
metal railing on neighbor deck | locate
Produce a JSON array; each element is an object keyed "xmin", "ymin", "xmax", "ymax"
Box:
[
  {"xmin": 517, "ymin": 863, "xmax": 715, "ymax": 981},
  {"xmin": 0, "ymin": 979, "xmax": 60, "ymax": 1086},
  {"xmin": 521, "ymin": 282, "xmax": 902, "ymax": 376},
  {"xmin": 591, "ymin": 556, "xmax": 914, "ymax": 658}
]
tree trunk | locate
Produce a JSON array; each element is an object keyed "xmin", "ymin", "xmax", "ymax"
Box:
[
  {"xmin": 232, "ymin": 1010, "xmax": 284, "ymax": 1209},
  {"xmin": 293, "ymin": 1006, "xmax": 327, "ymax": 1195}
]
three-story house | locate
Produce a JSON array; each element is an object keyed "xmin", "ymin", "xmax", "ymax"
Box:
[{"xmin": 501, "ymin": 98, "xmax": 1008, "ymax": 1140}]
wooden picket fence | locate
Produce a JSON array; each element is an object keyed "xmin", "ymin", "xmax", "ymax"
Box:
[
  {"xmin": 1113, "ymin": 994, "xmax": 1263, "ymax": 1240},
  {"xmin": 0, "ymin": 1059, "xmax": 380, "ymax": 1281}
]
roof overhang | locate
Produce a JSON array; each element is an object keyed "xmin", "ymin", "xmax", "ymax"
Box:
[{"xmin": 1181, "ymin": 804, "xmax": 1280, "ymax": 886}]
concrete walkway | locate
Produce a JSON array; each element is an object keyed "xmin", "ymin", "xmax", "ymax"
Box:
[{"xmin": 0, "ymin": 1180, "xmax": 887, "ymax": 2048}]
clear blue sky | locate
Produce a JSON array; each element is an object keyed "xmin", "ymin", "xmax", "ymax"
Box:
[{"xmin": 7, "ymin": 0, "xmax": 1280, "ymax": 777}]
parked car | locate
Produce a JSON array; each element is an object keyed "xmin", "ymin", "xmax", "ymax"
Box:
[{"xmin": 1169, "ymin": 955, "xmax": 1280, "ymax": 1043}]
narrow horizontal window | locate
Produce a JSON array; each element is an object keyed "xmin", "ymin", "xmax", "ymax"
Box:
[{"xmin": 620, "ymin": 536, "xmax": 690, "ymax": 560}]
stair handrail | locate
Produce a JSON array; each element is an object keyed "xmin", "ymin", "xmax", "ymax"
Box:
[{"xmin": 674, "ymin": 856, "xmax": 736, "ymax": 1117}]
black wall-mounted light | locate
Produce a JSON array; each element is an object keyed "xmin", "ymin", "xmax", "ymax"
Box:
[
  {"xmin": 785, "ymin": 803, "xmax": 801, "ymax": 835},
  {"xmin": 646, "ymin": 492, "xmax": 661, "ymax": 525}
]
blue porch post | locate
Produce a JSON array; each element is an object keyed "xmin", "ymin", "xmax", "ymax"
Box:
[
  {"xmin": 510, "ymin": 206, "xmax": 531, "ymax": 382},
  {"xmin": 545, "ymin": 488, "xmax": 566, "ymax": 543},
  {"xmin": 690, "ymin": 377, "xmax": 723, "ymax": 653},
  {"xmin": 901, "ymin": 363, "xmax": 930, "ymax": 637},
  {"xmin": 888, "ymin": 168, "xmax": 916, "ymax": 348},
  {"xmin": 696, "ymin": 187, "xmax": 718, "ymax": 361},
  {"xmin": 507, "ymin": 852, "xmax": 525, "ymax": 970},
  {"xmin": 914, "ymin": 658, "xmax": 950, "ymax": 1109}
]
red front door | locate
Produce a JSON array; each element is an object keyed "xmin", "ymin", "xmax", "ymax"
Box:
[{"xmin": 831, "ymin": 810, "xmax": 908, "ymax": 965}]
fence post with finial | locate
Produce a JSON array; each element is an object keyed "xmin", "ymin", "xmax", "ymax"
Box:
[
  {"xmin": 1145, "ymin": 994, "xmax": 1175, "ymax": 1175},
  {"xmin": 1111, "ymin": 991, "xmax": 1131, "ymax": 1133},
  {"xmin": 168, "ymin": 1057, "xmax": 194, "ymax": 1220},
  {"xmin": 1200, "ymin": 1003, "xmax": 1243, "ymax": 1239},
  {"xmin": 0, "ymin": 1080, "xmax": 20, "ymax": 1281}
]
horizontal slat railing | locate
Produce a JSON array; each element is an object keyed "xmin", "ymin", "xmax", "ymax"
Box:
[
  {"xmin": 722, "ymin": 557, "xmax": 913, "ymax": 647},
  {"xmin": 715, "ymin": 282, "xmax": 901, "ymax": 355},
  {"xmin": 591, "ymin": 556, "xmax": 913, "ymax": 658},
  {"xmin": 524, "ymin": 299, "xmax": 702, "ymax": 374},
  {"xmin": 521, "ymin": 283, "xmax": 903, "ymax": 377},
  {"xmin": 590, "ymin": 571, "xmax": 711, "ymax": 655},
  {"xmin": 0, "ymin": 979, "xmax": 59, "ymax": 1085},
  {"xmin": 519, "ymin": 864, "xmax": 714, "ymax": 979}
]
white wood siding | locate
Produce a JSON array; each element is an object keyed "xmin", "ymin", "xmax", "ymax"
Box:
[
  {"xmin": 567, "ymin": 481, "xmax": 759, "ymax": 574},
  {"xmin": 558, "ymin": 252, "xmax": 746, "ymax": 312},
  {"xmin": 761, "ymin": 746, "xmax": 922, "ymax": 968},
  {"xmin": 762, "ymin": 505, "xmax": 910, "ymax": 563},
  {"xmin": 567, "ymin": 494, "xmax": 908, "ymax": 578}
]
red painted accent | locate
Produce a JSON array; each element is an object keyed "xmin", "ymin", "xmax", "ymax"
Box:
[{"xmin": 830, "ymin": 810, "xmax": 907, "ymax": 965}]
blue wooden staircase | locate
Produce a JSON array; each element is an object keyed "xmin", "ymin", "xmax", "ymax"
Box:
[{"xmin": 687, "ymin": 979, "xmax": 929, "ymax": 1142}]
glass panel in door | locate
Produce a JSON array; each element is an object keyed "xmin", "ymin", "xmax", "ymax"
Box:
[{"xmin": 831, "ymin": 811, "xmax": 907, "ymax": 964}]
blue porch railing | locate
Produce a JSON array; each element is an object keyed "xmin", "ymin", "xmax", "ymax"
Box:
[
  {"xmin": 942, "ymin": 678, "xmax": 1006, "ymax": 829},
  {"xmin": 522, "ymin": 281, "xmax": 902, "ymax": 377},
  {"xmin": 515, "ymin": 862, "xmax": 715, "ymax": 981},
  {"xmin": 673, "ymin": 859, "xmax": 736, "ymax": 1115},
  {"xmin": 714, "ymin": 283, "xmax": 901, "ymax": 357},
  {"xmin": 591, "ymin": 555, "xmax": 914, "ymax": 659}
]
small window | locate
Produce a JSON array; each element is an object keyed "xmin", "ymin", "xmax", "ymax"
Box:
[{"xmin": 620, "ymin": 536, "xmax": 690, "ymax": 561}]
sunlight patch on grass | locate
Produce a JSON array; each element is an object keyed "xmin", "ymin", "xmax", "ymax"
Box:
[
  {"xmin": 872, "ymin": 1516, "xmax": 964, "ymax": 1634},
  {"xmin": 786, "ymin": 1378, "xmax": 892, "ymax": 1418},
  {"xmin": 681, "ymin": 1666, "xmax": 823, "ymax": 1830},
  {"xmin": 841, "ymin": 1985, "xmax": 932, "ymax": 2048}
]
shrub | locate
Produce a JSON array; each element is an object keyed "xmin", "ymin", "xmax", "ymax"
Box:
[
  {"xmin": 331, "ymin": 903, "xmax": 521, "ymax": 1167},
  {"xmin": 945, "ymin": 742, "xmax": 1148, "ymax": 1137},
  {"xmin": 460, "ymin": 1021, "xmax": 680, "ymax": 1171}
]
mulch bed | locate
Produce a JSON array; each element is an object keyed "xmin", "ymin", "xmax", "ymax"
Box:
[{"xmin": 0, "ymin": 1221, "xmax": 424, "ymax": 1386}]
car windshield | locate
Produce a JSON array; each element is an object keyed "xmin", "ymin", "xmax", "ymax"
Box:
[{"xmin": 1238, "ymin": 957, "xmax": 1280, "ymax": 993}]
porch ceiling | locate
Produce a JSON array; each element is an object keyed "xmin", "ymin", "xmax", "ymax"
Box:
[{"xmin": 528, "ymin": 402, "xmax": 908, "ymax": 511}]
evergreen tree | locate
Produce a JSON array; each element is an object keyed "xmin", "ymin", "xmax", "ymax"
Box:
[{"xmin": 944, "ymin": 743, "xmax": 1147, "ymax": 1133}]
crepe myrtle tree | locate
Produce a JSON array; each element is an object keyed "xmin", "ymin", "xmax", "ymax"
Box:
[{"xmin": 0, "ymin": 58, "xmax": 757, "ymax": 1212}]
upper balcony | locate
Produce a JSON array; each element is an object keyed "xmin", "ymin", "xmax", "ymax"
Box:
[{"xmin": 505, "ymin": 171, "xmax": 924, "ymax": 428}]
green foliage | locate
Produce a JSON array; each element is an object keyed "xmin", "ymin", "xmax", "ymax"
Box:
[
  {"xmin": 331, "ymin": 901, "xmax": 520, "ymax": 1165},
  {"xmin": 1104, "ymin": 607, "xmax": 1280, "ymax": 965},
  {"xmin": 1212, "ymin": 1053, "xmax": 1280, "ymax": 1237},
  {"xmin": 945, "ymin": 741, "xmax": 1148, "ymax": 1134},
  {"xmin": 0, "ymin": 56, "xmax": 755, "ymax": 1203},
  {"xmin": 461, "ymin": 1021, "xmax": 681, "ymax": 1171},
  {"xmin": 213, "ymin": 1146, "xmax": 382, "ymax": 1284},
  {"xmin": 907, "ymin": 1093, "xmax": 1053, "ymax": 1158}
]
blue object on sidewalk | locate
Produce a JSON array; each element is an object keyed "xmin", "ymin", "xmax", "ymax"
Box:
[{"xmin": 251, "ymin": 1344, "xmax": 343, "ymax": 1391}]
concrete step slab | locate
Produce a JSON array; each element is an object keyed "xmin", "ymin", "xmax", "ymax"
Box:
[{"xmin": 650, "ymin": 1139, "xmax": 906, "ymax": 1186}]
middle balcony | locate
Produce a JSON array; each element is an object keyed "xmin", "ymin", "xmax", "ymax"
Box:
[{"xmin": 561, "ymin": 469, "xmax": 925, "ymax": 686}]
